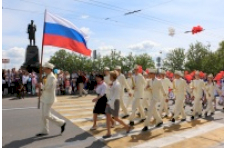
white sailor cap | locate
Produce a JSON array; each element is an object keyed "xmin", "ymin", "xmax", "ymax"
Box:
[
  {"xmin": 128, "ymin": 70, "xmax": 132, "ymax": 73},
  {"xmin": 174, "ymin": 70, "xmax": 182, "ymax": 76},
  {"xmin": 148, "ymin": 68, "xmax": 157, "ymax": 74},
  {"xmin": 160, "ymin": 69, "xmax": 166, "ymax": 74},
  {"xmin": 143, "ymin": 71, "xmax": 147, "ymax": 75},
  {"xmin": 104, "ymin": 67, "xmax": 110, "ymax": 71},
  {"xmin": 195, "ymin": 71, "xmax": 200, "ymax": 75},
  {"xmin": 115, "ymin": 66, "xmax": 121, "ymax": 70},
  {"xmin": 43, "ymin": 62, "xmax": 54, "ymax": 70},
  {"xmin": 208, "ymin": 74, "xmax": 213, "ymax": 78},
  {"xmin": 133, "ymin": 64, "xmax": 139, "ymax": 70}
]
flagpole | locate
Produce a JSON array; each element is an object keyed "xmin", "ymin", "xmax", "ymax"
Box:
[{"xmin": 38, "ymin": 9, "xmax": 47, "ymax": 109}]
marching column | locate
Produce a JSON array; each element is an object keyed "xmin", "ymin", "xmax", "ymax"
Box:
[
  {"xmin": 129, "ymin": 65, "xmax": 146, "ymax": 126},
  {"xmin": 142, "ymin": 69, "xmax": 167, "ymax": 131}
]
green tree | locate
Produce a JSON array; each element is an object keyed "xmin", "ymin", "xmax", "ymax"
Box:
[
  {"xmin": 134, "ymin": 53, "xmax": 155, "ymax": 70},
  {"xmin": 185, "ymin": 42, "xmax": 209, "ymax": 71},
  {"xmin": 163, "ymin": 48, "xmax": 185, "ymax": 72}
]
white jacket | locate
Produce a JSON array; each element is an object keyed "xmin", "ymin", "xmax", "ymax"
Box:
[
  {"xmin": 151, "ymin": 78, "xmax": 166, "ymax": 102},
  {"xmin": 107, "ymin": 80, "xmax": 121, "ymax": 109},
  {"xmin": 173, "ymin": 78, "xmax": 190, "ymax": 99},
  {"xmin": 204, "ymin": 82, "xmax": 221, "ymax": 99},
  {"xmin": 161, "ymin": 77, "xmax": 172, "ymax": 94},
  {"xmin": 190, "ymin": 79, "xmax": 204, "ymax": 99},
  {"xmin": 133, "ymin": 73, "xmax": 146, "ymax": 99},
  {"xmin": 117, "ymin": 73, "xmax": 131, "ymax": 95},
  {"xmin": 41, "ymin": 72, "xmax": 57, "ymax": 104},
  {"xmin": 144, "ymin": 78, "xmax": 152, "ymax": 99}
]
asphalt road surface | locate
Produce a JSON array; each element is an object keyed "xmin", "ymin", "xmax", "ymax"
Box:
[{"xmin": 2, "ymin": 95, "xmax": 224, "ymax": 148}]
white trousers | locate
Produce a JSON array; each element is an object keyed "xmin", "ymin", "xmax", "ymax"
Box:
[
  {"xmin": 144, "ymin": 99, "xmax": 162, "ymax": 126},
  {"xmin": 142, "ymin": 97, "xmax": 149, "ymax": 109},
  {"xmin": 159, "ymin": 97, "xmax": 169, "ymax": 116},
  {"xmin": 173, "ymin": 98, "xmax": 186, "ymax": 119},
  {"xmin": 192, "ymin": 97, "xmax": 202, "ymax": 116},
  {"xmin": 79, "ymin": 83, "xmax": 87, "ymax": 96},
  {"xmin": 41, "ymin": 103, "xmax": 65, "ymax": 134},
  {"xmin": 203, "ymin": 97, "xmax": 215, "ymax": 115},
  {"xmin": 126, "ymin": 95, "xmax": 134, "ymax": 110},
  {"xmin": 120, "ymin": 91, "xmax": 128, "ymax": 115},
  {"xmin": 129, "ymin": 98, "xmax": 145, "ymax": 121}
]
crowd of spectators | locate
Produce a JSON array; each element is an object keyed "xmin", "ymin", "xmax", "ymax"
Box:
[{"xmin": 2, "ymin": 68, "xmax": 103, "ymax": 98}]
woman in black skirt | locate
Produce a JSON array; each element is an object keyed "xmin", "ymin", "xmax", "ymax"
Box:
[{"xmin": 91, "ymin": 74, "xmax": 114, "ymax": 130}]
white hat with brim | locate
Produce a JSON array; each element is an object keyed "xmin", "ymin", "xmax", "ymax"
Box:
[
  {"xmin": 148, "ymin": 69, "xmax": 157, "ymax": 74},
  {"xmin": 43, "ymin": 62, "xmax": 54, "ymax": 70},
  {"xmin": 195, "ymin": 71, "xmax": 200, "ymax": 75},
  {"xmin": 208, "ymin": 74, "xmax": 213, "ymax": 78},
  {"xmin": 143, "ymin": 71, "xmax": 147, "ymax": 75},
  {"xmin": 174, "ymin": 70, "xmax": 182, "ymax": 76},
  {"xmin": 160, "ymin": 70, "xmax": 166, "ymax": 74},
  {"xmin": 104, "ymin": 67, "xmax": 110, "ymax": 71},
  {"xmin": 128, "ymin": 70, "xmax": 132, "ymax": 73},
  {"xmin": 115, "ymin": 66, "xmax": 121, "ymax": 70},
  {"xmin": 133, "ymin": 65, "xmax": 139, "ymax": 70}
]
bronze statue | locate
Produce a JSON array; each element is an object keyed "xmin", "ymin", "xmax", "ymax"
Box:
[{"xmin": 27, "ymin": 20, "xmax": 36, "ymax": 46}]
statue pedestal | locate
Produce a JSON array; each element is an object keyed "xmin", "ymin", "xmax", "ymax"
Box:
[{"xmin": 22, "ymin": 45, "xmax": 40, "ymax": 73}]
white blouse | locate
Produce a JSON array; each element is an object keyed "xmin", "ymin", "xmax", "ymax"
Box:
[
  {"xmin": 108, "ymin": 80, "xmax": 121, "ymax": 109},
  {"xmin": 95, "ymin": 82, "xmax": 107, "ymax": 96}
]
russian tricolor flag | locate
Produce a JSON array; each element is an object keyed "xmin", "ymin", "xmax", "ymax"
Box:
[{"xmin": 43, "ymin": 11, "xmax": 92, "ymax": 56}]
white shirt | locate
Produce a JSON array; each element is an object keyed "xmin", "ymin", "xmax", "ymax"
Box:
[
  {"xmin": 117, "ymin": 73, "xmax": 130, "ymax": 93},
  {"xmin": 108, "ymin": 80, "xmax": 121, "ymax": 109},
  {"xmin": 95, "ymin": 82, "xmax": 107, "ymax": 96},
  {"xmin": 190, "ymin": 79, "xmax": 204, "ymax": 98},
  {"xmin": 22, "ymin": 75, "xmax": 29, "ymax": 84},
  {"xmin": 161, "ymin": 77, "xmax": 172, "ymax": 93}
]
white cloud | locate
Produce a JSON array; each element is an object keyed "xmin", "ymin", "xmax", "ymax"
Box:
[
  {"xmin": 2, "ymin": 47, "xmax": 26, "ymax": 69},
  {"xmin": 98, "ymin": 45, "xmax": 114, "ymax": 51},
  {"xmin": 80, "ymin": 15, "xmax": 89, "ymax": 19},
  {"xmin": 128, "ymin": 40, "xmax": 160, "ymax": 51}
]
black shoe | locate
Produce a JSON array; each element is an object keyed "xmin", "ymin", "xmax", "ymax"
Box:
[
  {"xmin": 181, "ymin": 118, "xmax": 186, "ymax": 122},
  {"xmin": 191, "ymin": 116, "xmax": 194, "ymax": 120},
  {"xmin": 171, "ymin": 118, "xmax": 175, "ymax": 123},
  {"xmin": 129, "ymin": 121, "xmax": 134, "ymax": 126},
  {"xmin": 102, "ymin": 135, "xmax": 111, "ymax": 139},
  {"xmin": 204, "ymin": 112, "xmax": 208, "ymax": 117},
  {"xmin": 142, "ymin": 126, "xmax": 148, "ymax": 132},
  {"xmin": 139, "ymin": 118, "xmax": 146, "ymax": 123},
  {"xmin": 164, "ymin": 115, "xmax": 168, "ymax": 118},
  {"xmin": 137, "ymin": 113, "xmax": 141, "ymax": 117},
  {"xmin": 155, "ymin": 122, "xmax": 163, "ymax": 127},
  {"xmin": 122, "ymin": 115, "xmax": 129, "ymax": 119},
  {"xmin": 36, "ymin": 133, "xmax": 48, "ymax": 137},
  {"xmin": 198, "ymin": 115, "xmax": 202, "ymax": 118},
  {"xmin": 191, "ymin": 109, "xmax": 193, "ymax": 112},
  {"xmin": 144, "ymin": 108, "xmax": 148, "ymax": 111},
  {"xmin": 61, "ymin": 122, "xmax": 66, "ymax": 134}
]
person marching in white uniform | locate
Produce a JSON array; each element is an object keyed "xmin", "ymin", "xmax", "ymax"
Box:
[
  {"xmin": 126, "ymin": 71, "xmax": 134, "ymax": 109},
  {"xmin": 203, "ymin": 74, "xmax": 222, "ymax": 117},
  {"xmin": 115, "ymin": 66, "xmax": 132, "ymax": 119},
  {"xmin": 142, "ymin": 69, "xmax": 167, "ymax": 131},
  {"xmin": 143, "ymin": 72, "xmax": 151, "ymax": 110},
  {"xmin": 36, "ymin": 62, "xmax": 66, "ymax": 137},
  {"xmin": 190, "ymin": 71, "xmax": 205, "ymax": 120},
  {"xmin": 171, "ymin": 71, "xmax": 191, "ymax": 122},
  {"xmin": 159, "ymin": 70, "xmax": 172, "ymax": 118},
  {"xmin": 104, "ymin": 67, "xmax": 111, "ymax": 86},
  {"xmin": 129, "ymin": 65, "xmax": 146, "ymax": 126}
]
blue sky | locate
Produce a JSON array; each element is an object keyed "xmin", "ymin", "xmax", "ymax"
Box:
[{"xmin": 2, "ymin": 0, "xmax": 224, "ymax": 69}]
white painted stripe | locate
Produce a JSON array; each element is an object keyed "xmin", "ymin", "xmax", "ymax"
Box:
[
  {"xmin": 45, "ymin": 11, "xmax": 88, "ymax": 42},
  {"xmin": 57, "ymin": 107, "xmax": 93, "ymax": 111},
  {"xmin": 130, "ymin": 122, "xmax": 224, "ymax": 148},
  {"xmin": 2, "ymin": 107, "xmax": 37, "ymax": 111}
]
